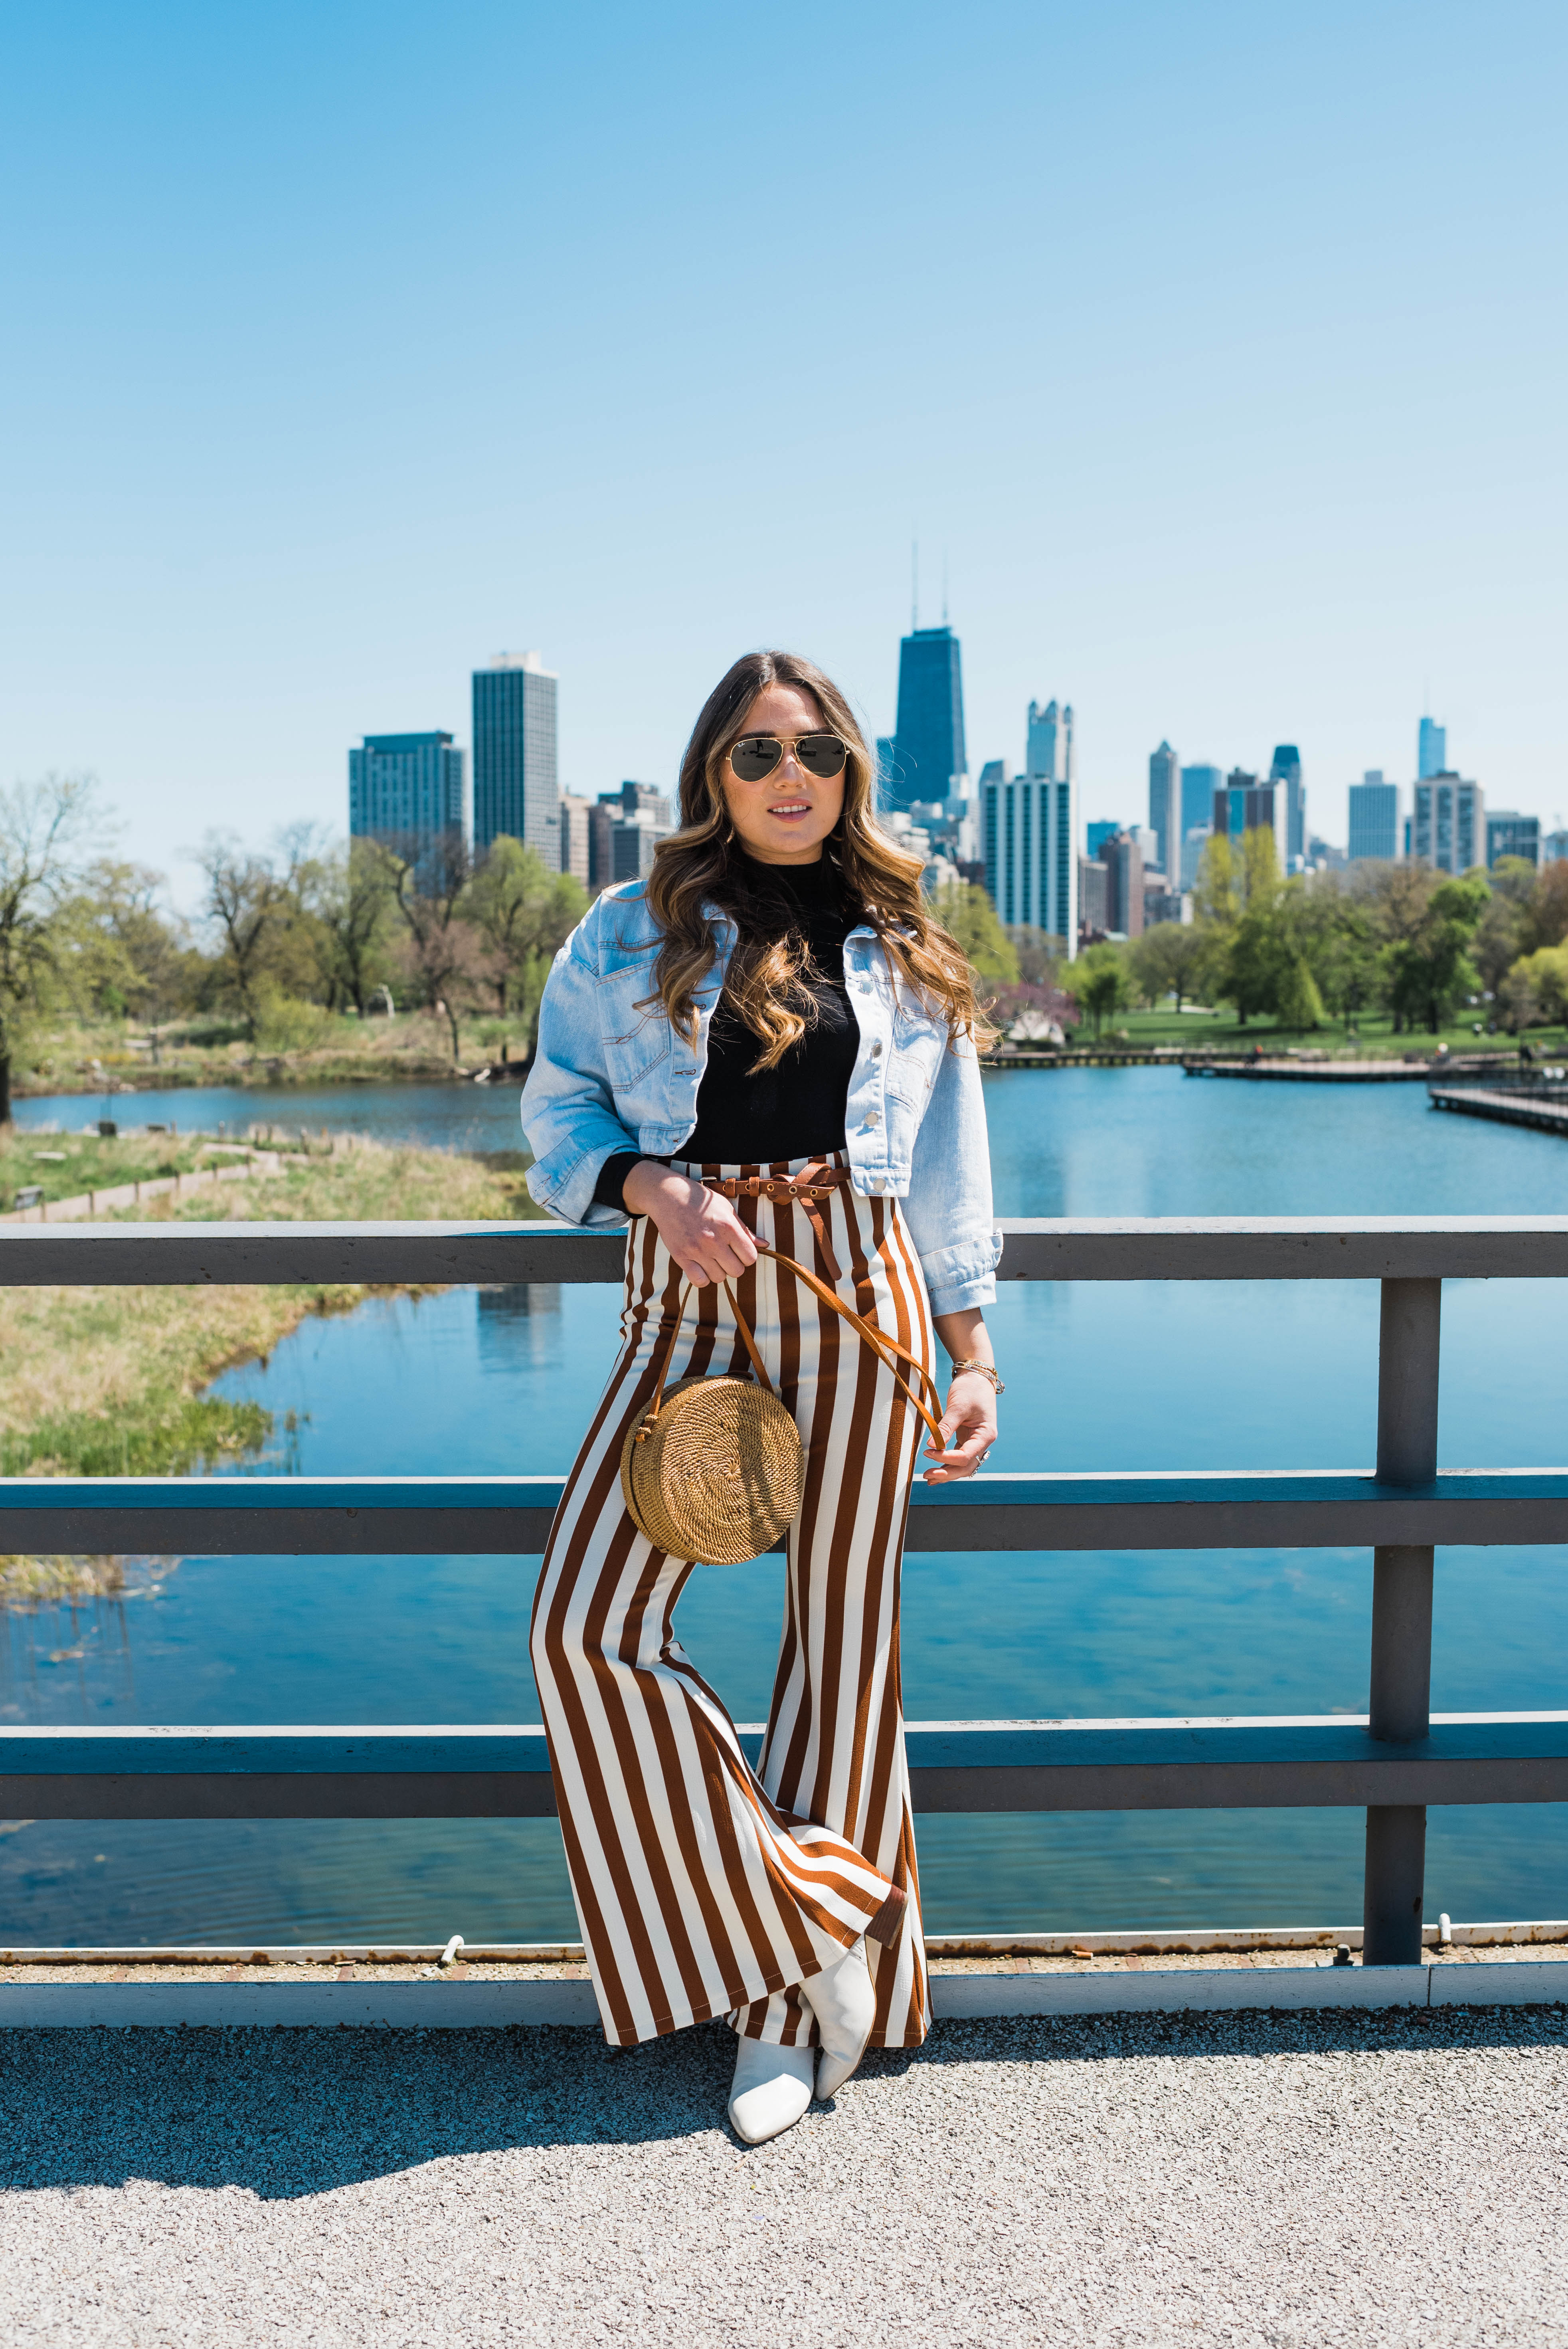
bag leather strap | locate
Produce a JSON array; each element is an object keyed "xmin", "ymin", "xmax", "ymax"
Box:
[{"xmin": 639, "ymin": 1240, "xmax": 947, "ymax": 1453}]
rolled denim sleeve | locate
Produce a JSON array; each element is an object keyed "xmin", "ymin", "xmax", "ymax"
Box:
[
  {"xmin": 902, "ymin": 1027, "xmax": 1002, "ymax": 1315},
  {"xmin": 520, "ymin": 922, "xmax": 639, "ymax": 1228}
]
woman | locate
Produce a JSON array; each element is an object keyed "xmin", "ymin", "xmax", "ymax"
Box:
[{"xmin": 521, "ymin": 649, "xmax": 1001, "ymax": 2145}]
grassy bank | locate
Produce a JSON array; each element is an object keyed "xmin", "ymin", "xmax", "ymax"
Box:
[
  {"xmin": 13, "ymin": 1008, "xmax": 532, "ymax": 1096},
  {"xmin": 0, "ymin": 1126, "xmax": 282, "ymax": 1215},
  {"xmin": 0, "ymin": 1136, "xmax": 544, "ymax": 1486},
  {"xmin": 1015, "ymin": 1006, "xmax": 1568, "ymax": 1059}
]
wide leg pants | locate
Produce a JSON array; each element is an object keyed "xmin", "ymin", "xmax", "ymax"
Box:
[{"xmin": 530, "ymin": 1154, "xmax": 933, "ymax": 2050}]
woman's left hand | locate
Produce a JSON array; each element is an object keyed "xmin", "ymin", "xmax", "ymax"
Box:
[{"xmin": 922, "ymin": 1371, "xmax": 999, "ymax": 1484}]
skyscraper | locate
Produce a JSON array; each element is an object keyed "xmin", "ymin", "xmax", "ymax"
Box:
[
  {"xmin": 1269, "ymin": 744, "xmax": 1306, "ymax": 869},
  {"xmin": 558, "ymin": 793, "xmax": 593, "ymax": 888},
  {"xmin": 1485, "ymin": 811, "xmax": 1539, "ymax": 869},
  {"xmin": 589, "ymin": 781, "xmax": 674, "ymax": 890},
  {"xmin": 1099, "ymin": 831, "xmax": 1144, "ymax": 939},
  {"xmin": 1413, "ymin": 773, "xmax": 1483, "ymax": 872},
  {"xmin": 1348, "ymin": 772, "xmax": 1399, "ymax": 862},
  {"xmin": 981, "ymin": 699, "xmax": 1078, "ymax": 954},
  {"xmin": 473, "ymin": 651, "xmax": 560, "ymax": 861},
  {"xmin": 1147, "ymin": 741, "xmax": 1180, "ymax": 877},
  {"xmin": 1026, "ymin": 699, "xmax": 1070, "ymax": 785},
  {"xmin": 1179, "ymin": 827, "xmax": 1210, "ymax": 890},
  {"xmin": 889, "ymin": 626, "xmax": 966, "ymax": 814},
  {"xmin": 1181, "ymin": 764, "xmax": 1222, "ymax": 837},
  {"xmin": 1418, "ymin": 716, "xmax": 1447, "ymax": 780},
  {"xmin": 348, "ymin": 732, "xmax": 466, "ymax": 854},
  {"xmin": 1213, "ymin": 770, "xmax": 1284, "ymax": 867}
]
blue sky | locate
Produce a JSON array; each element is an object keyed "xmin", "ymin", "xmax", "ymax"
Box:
[{"xmin": 2, "ymin": 0, "xmax": 1564, "ymax": 898}]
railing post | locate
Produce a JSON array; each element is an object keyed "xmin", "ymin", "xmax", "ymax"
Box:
[{"xmin": 1362, "ymin": 1277, "xmax": 1440, "ymax": 1965}]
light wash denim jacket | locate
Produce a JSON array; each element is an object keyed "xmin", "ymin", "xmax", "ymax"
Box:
[{"xmin": 520, "ymin": 880, "xmax": 1000, "ymax": 1316}]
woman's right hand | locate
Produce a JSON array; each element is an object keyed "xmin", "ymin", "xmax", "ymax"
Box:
[{"xmin": 621, "ymin": 1162, "xmax": 758, "ymax": 1286}]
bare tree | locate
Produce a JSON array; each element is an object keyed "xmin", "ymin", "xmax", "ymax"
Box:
[
  {"xmin": 195, "ymin": 833, "xmax": 284, "ymax": 1033},
  {"xmin": 0, "ymin": 774, "xmax": 99, "ymax": 1124},
  {"xmin": 387, "ymin": 832, "xmax": 481, "ymax": 1061}
]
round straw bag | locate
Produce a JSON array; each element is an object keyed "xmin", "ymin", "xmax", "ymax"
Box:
[{"xmin": 619, "ymin": 1243, "xmax": 947, "ymax": 1565}]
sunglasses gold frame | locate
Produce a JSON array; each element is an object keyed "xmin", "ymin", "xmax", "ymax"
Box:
[{"xmin": 727, "ymin": 732, "xmax": 850, "ymax": 783}]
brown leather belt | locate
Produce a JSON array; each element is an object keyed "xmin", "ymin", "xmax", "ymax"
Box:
[{"xmin": 700, "ymin": 1159, "xmax": 853, "ymax": 1282}]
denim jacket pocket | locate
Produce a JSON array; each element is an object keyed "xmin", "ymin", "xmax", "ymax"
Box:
[{"xmin": 601, "ymin": 1004, "xmax": 672, "ymax": 1090}]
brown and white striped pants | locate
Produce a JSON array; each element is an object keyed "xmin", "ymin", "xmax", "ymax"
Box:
[{"xmin": 531, "ymin": 1153, "xmax": 933, "ymax": 2050}]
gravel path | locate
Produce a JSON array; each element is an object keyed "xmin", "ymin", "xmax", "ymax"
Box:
[{"xmin": 2, "ymin": 2009, "xmax": 1565, "ymax": 2346}]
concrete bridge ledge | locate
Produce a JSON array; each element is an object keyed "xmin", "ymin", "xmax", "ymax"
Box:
[{"xmin": 2, "ymin": 1960, "xmax": 1560, "ymax": 2029}]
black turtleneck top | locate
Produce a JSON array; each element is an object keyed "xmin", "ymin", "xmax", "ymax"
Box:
[{"xmin": 592, "ymin": 853, "xmax": 862, "ymax": 1209}]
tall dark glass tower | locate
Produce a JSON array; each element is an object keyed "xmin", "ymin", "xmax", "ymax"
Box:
[
  {"xmin": 1147, "ymin": 740, "xmax": 1180, "ymax": 876},
  {"xmin": 888, "ymin": 625, "xmax": 966, "ymax": 813},
  {"xmin": 1269, "ymin": 744, "xmax": 1305, "ymax": 869},
  {"xmin": 473, "ymin": 652, "xmax": 559, "ymax": 861}
]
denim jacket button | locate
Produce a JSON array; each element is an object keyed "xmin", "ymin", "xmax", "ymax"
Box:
[{"xmin": 870, "ymin": 1039, "xmax": 883, "ymax": 1059}]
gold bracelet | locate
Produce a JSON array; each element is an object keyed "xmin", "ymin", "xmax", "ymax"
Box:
[{"xmin": 948, "ymin": 1359, "xmax": 1004, "ymax": 1395}]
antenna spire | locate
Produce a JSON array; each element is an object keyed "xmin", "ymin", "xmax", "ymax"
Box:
[
  {"xmin": 911, "ymin": 538, "xmax": 919, "ymax": 632},
  {"xmin": 942, "ymin": 549, "xmax": 949, "ymax": 625}
]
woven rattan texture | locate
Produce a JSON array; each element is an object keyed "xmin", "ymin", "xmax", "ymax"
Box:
[{"xmin": 620, "ymin": 1374, "xmax": 805, "ymax": 1564}]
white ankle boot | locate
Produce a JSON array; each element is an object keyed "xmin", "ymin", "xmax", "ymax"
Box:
[
  {"xmin": 801, "ymin": 1937, "xmax": 876, "ymax": 2099},
  {"xmin": 727, "ymin": 2034, "xmax": 817, "ymax": 2145}
]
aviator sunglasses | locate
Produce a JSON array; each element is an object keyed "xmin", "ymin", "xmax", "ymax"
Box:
[{"xmin": 728, "ymin": 731, "xmax": 850, "ymax": 785}]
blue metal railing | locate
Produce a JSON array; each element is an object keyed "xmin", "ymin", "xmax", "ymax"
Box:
[{"xmin": 5, "ymin": 1214, "xmax": 1568, "ymax": 1965}]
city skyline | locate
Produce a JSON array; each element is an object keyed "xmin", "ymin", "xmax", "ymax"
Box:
[{"xmin": 340, "ymin": 628, "xmax": 1514, "ymax": 893}]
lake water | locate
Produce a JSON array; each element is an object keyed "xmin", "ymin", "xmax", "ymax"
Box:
[
  {"xmin": 4, "ymin": 1070, "xmax": 1567, "ymax": 1947},
  {"xmin": 12, "ymin": 1079, "xmax": 530, "ymax": 1156}
]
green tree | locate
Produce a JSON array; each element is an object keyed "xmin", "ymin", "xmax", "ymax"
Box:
[
  {"xmin": 0, "ymin": 774, "xmax": 99, "ymax": 1123},
  {"xmin": 1128, "ymin": 922, "xmax": 1208, "ymax": 1012},
  {"xmin": 298, "ymin": 835, "xmax": 398, "ymax": 1015},
  {"xmin": 1220, "ymin": 908, "xmax": 1281, "ymax": 1025},
  {"xmin": 467, "ymin": 836, "xmax": 589, "ymax": 1038},
  {"xmin": 1345, "ymin": 862, "xmax": 1439, "ymax": 1033},
  {"xmin": 55, "ymin": 858, "xmax": 195, "ymax": 1027},
  {"xmin": 932, "ymin": 884, "xmax": 1019, "ymax": 985},
  {"xmin": 1274, "ymin": 953, "xmax": 1327, "ymax": 1031},
  {"xmin": 1517, "ymin": 860, "xmax": 1568, "ymax": 957},
  {"xmin": 1076, "ymin": 942, "xmax": 1130, "ymax": 1039},
  {"xmin": 1192, "ymin": 834, "xmax": 1243, "ymax": 932},
  {"xmin": 1377, "ymin": 875, "xmax": 1489, "ymax": 1033},
  {"xmin": 1471, "ymin": 857, "xmax": 1536, "ymax": 994},
  {"xmin": 1298, "ymin": 875, "xmax": 1378, "ymax": 1019},
  {"xmin": 1498, "ymin": 944, "xmax": 1568, "ymax": 1032},
  {"xmin": 1211, "ymin": 836, "xmax": 1281, "ymax": 1023}
]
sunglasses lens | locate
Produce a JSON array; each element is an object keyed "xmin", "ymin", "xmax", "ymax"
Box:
[
  {"xmin": 797, "ymin": 733, "xmax": 848, "ymax": 778},
  {"xmin": 731, "ymin": 737, "xmax": 783, "ymax": 782}
]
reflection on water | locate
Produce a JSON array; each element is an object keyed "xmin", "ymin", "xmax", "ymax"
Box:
[{"xmin": 4, "ymin": 1069, "xmax": 1566, "ymax": 1942}]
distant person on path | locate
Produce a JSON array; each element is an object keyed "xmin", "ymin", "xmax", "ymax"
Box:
[{"xmin": 520, "ymin": 650, "xmax": 1001, "ymax": 2145}]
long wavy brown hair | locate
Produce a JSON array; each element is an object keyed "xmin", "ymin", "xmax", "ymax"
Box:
[{"xmin": 641, "ymin": 649, "xmax": 992, "ymax": 1069}]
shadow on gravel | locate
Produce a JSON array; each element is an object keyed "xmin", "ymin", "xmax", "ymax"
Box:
[
  {"xmin": 0, "ymin": 2022, "xmax": 740, "ymax": 2198},
  {"xmin": 2, "ymin": 2008, "xmax": 1562, "ymax": 2199}
]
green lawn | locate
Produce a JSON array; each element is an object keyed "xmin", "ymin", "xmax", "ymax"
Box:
[{"xmin": 1074, "ymin": 1006, "xmax": 1567, "ymax": 1059}]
